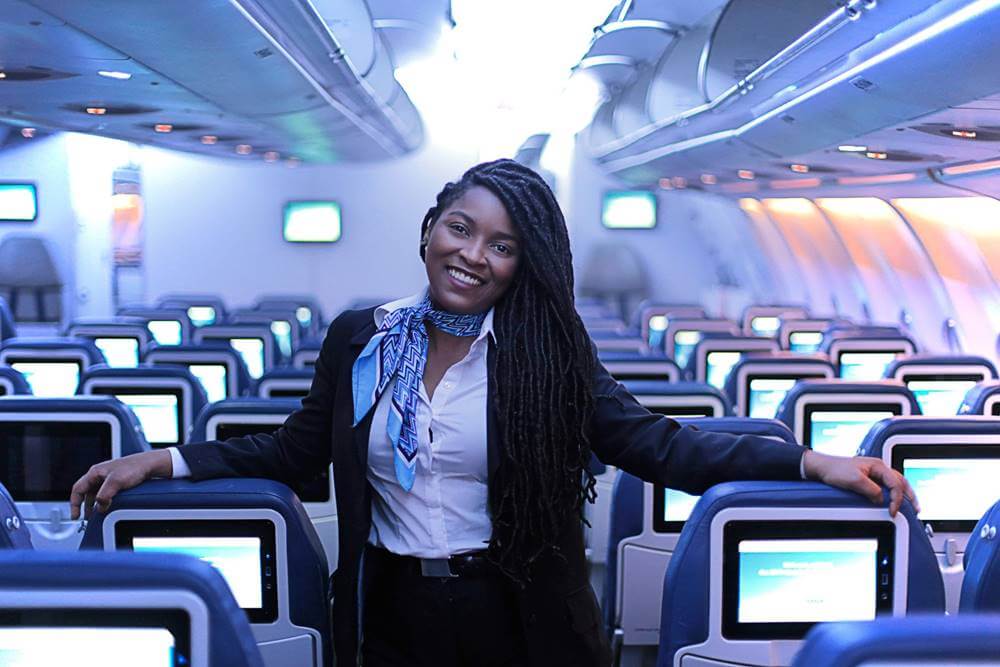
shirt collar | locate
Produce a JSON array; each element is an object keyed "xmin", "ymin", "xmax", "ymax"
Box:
[{"xmin": 373, "ymin": 289, "xmax": 495, "ymax": 343}]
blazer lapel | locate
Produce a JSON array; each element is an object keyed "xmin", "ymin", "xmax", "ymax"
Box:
[{"xmin": 349, "ymin": 319, "xmax": 378, "ymax": 469}]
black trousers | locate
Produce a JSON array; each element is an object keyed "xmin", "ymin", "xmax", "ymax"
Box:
[{"xmin": 361, "ymin": 547, "xmax": 529, "ymax": 667}]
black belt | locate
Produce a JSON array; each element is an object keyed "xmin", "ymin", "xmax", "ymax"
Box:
[{"xmin": 368, "ymin": 545, "xmax": 499, "ymax": 579}]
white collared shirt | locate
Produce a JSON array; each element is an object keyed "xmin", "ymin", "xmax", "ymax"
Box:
[{"xmin": 365, "ymin": 291, "xmax": 494, "ymax": 558}]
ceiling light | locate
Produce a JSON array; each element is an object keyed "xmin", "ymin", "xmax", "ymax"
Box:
[
  {"xmin": 200, "ymin": 135, "xmax": 218, "ymax": 145},
  {"xmin": 154, "ymin": 124, "xmax": 173, "ymax": 133},
  {"xmin": 20, "ymin": 128, "xmax": 35, "ymax": 138},
  {"xmin": 97, "ymin": 70, "xmax": 132, "ymax": 80},
  {"xmin": 837, "ymin": 173, "xmax": 917, "ymax": 185},
  {"xmin": 700, "ymin": 174, "xmax": 718, "ymax": 185},
  {"xmin": 263, "ymin": 151, "xmax": 279, "ymax": 162},
  {"xmin": 941, "ymin": 159, "xmax": 1000, "ymax": 176},
  {"xmin": 790, "ymin": 164, "xmax": 810, "ymax": 173},
  {"xmin": 951, "ymin": 129, "xmax": 978, "ymax": 139},
  {"xmin": 287, "ymin": 157, "xmax": 301, "ymax": 168},
  {"xmin": 235, "ymin": 144, "xmax": 252, "ymax": 155},
  {"xmin": 865, "ymin": 151, "xmax": 888, "ymax": 160},
  {"xmin": 658, "ymin": 178, "xmax": 673, "ymax": 190},
  {"xmin": 771, "ymin": 177, "xmax": 822, "ymax": 189},
  {"xmin": 671, "ymin": 176, "xmax": 688, "ymax": 188},
  {"xmin": 0, "ymin": 73, "xmax": 6, "ymax": 80},
  {"xmin": 738, "ymin": 169, "xmax": 755, "ymax": 180},
  {"xmin": 838, "ymin": 145, "xmax": 867, "ymax": 152},
  {"xmin": 85, "ymin": 107, "xmax": 107, "ymax": 115}
]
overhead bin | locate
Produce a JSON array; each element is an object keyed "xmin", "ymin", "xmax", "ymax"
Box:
[
  {"xmin": 366, "ymin": 0, "xmax": 452, "ymax": 69},
  {"xmin": 612, "ymin": 64, "xmax": 657, "ymax": 140}
]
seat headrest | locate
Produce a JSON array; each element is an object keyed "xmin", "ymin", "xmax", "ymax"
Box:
[
  {"xmin": 598, "ymin": 350, "xmax": 675, "ymax": 364},
  {"xmin": 620, "ymin": 380, "xmax": 732, "ymax": 414},
  {"xmin": 0, "ymin": 550, "xmax": 263, "ymax": 667},
  {"xmin": 859, "ymin": 416, "xmax": 1000, "ymax": 459},
  {"xmin": 885, "ymin": 354, "xmax": 997, "ymax": 379},
  {"xmin": 960, "ymin": 497, "xmax": 1000, "ymax": 612},
  {"xmin": 776, "ymin": 380, "xmax": 921, "ymax": 427},
  {"xmin": 657, "ymin": 481, "xmax": 943, "ymax": 665},
  {"xmin": 0, "ymin": 481, "xmax": 32, "ymax": 549},
  {"xmin": 0, "ymin": 337, "xmax": 105, "ymax": 366},
  {"xmin": 722, "ymin": 354, "xmax": 835, "ymax": 406},
  {"xmin": 0, "ymin": 296, "xmax": 15, "ymax": 341},
  {"xmin": 676, "ymin": 416, "xmax": 797, "ymax": 444},
  {"xmin": 0, "ymin": 367, "xmax": 31, "ymax": 395},
  {"xmin": 960, "ymin": 380, "xmax": 1000, "ymax": 415},
  {"xmin": 0, "ymin": 396, "xmax": 148, "ymax": 454},
  {"xmin": 190, "ymin": 397, "xmax": 300, "ymax": 441},
  {"xmin": 143, "ymin": 343, "xmax": 252, "ymax": 394},
  {"xmin": 258, "ymin": 368, "xmax": 314, "ymax": 381}
]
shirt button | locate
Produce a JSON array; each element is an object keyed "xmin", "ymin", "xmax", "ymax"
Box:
[{"xmin": 444, "ymin": 382, "xmax": 454, "ymax": 390}]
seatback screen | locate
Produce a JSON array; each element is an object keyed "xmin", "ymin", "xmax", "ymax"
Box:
[
  {"xmin": 227, "ymin": 338, "xmax": 265, "ymax": 380},
  {"xmin": 653, "ymin": 485, "xmax": 700, "ymax": 533},
  {"xmin": 892, "ymin": 444, "xmax": 1000, "ymax": 532},
  {"xmin": 788, "ymin": 331, "xmax": 823, "ymax": 354},
  {"xmin": 672, "ymin": 330, "xmax": 702, "ymax": 369},
  {"xmin": 215, "ymin": 422, "xmax": 329, "ymax": 502},
  {"xmin": 750, "ymin": 316, "xmax": 780, "ymax": 337},
  {"xmin": 7, "ymin": 359, "xmax": 81, "ymax": 398},
  {"xmin": 838, "ymin": 351, "xmax": 902, "ymax": 381},
  {"xmin": 90, "ymin": 388, "xmax": 182, "ymax": 447},
  {"xmin": 748, "ymin": 375, "xmax": 825, "ymax": 420},
  {"xmin": 147, "ymin": 320, "xmax": 182, "ymax": 346},
  {"xmin": 186, "ymin": 307, "xmax": 215, "ymax": 328},
  {"xmin": 93, "ymin": 338, "xmax": 140, "ymax": 369},
  {"xmin": 722, "ymin": 520, "xmax": 894, "ymax": 639},
  {"xmin": 706, "ymin": 351, "xmax": 742, "ymax": 390},
  {"xmin": 266, "ymin": 387, "xmax": 309, "ymax": 400},
  {"xmin": 116, "ymin": 519, "xmax": 277, "ymax": 624},
  {"xmin": 642, "ymin": 404, "xmax": 715, "ymax": 419},
  {"xmin": 903, "ymin": 375, "xmax": 980, "ymax": 417},
  {"xmin": 186, "ymin": 364, "xmax": 227, "ymax": 403},
  {"xmin": 0, "ymin": 609, "xmax": 189, "ymax": 667},
  {"xmin": 805, "ymin": 404, "xmax": 901, "ymax": 457},
  {"xmin": 0, "ymin": 422, "xmax": 112, "ymax": 501}
]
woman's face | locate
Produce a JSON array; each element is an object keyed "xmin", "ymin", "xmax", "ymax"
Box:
[{"xmin": 424, "ymin": 185, "xmax": 521, "ymax": 315}]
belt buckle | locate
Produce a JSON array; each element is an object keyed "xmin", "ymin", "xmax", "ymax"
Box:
[{"xmin": 420, "ymin": 558, "xmax": 457, "ymax": 578}]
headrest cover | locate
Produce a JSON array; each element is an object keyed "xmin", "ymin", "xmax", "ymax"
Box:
[
  {"xmin": 859, "ymin": 416, "xmax": 1000, "ymax": 459},
  {"xmin": 0, "ymin": 337, "xmax": 104, "ymax": 365},
  {"xmin": 0, "ymin": 367, "xmax": 31, "ymax": 394},
  {"xmin": 960, "ymin": 497, "xmax": 1000, "ymax": 612},
  {"xmin": 190, "ymin": 398, "xmax": 300, "ymax": 441},
  {"xmin": 960, "ymin": 380, "xmax": 1000, "ymax": 415},
  {"xmin": 885, "ymin": 354, "xmax": 997, "ymax": 378},
  {"xmin": 0, "ymin": 481, "xmax": 32, "ymax": 549},
  {"xmin": 0, "ymin": 396, "xmax": 148, "ymax": 454},
  {"xmin": 776, "ymin": 380, "xmax": 921, "ymax": 428}
]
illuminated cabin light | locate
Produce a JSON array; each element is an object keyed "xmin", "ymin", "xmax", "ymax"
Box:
[
  {"xmin": 865, "ymin": 151, "xmax": 888, "ymax": 160},
  {"xmin": 837, "ymin": 173, "xmax": 917, "ymax": 185},
  {"xmin": 287, "ymin": 157, "xmax": 301, "ymax": 168},
  {"xmin": 97, "ymin": 70, "xmax": 132, "ymax": 80},
  {"xmin": 771, "ymin": 177, "xmax": 822, "ymax": 189},
  {"xmin": 0, "ymin": 72, "xmax": 6, "ymax": 80},
  {"xmin": 671, "ymin": 176, "xmax": 688, "ymax": 189},
  {"xmin": 154, "ymin": 124, "xmax": 173, "ymax": 133},
  {"xmin": 838, "ymin": 145, "xmax": 867, "ymax": 152},
  {"xmin": 85, "ymin": 107, "xmax": 107, "ymax": 115},
  {"xmin": 700, "ymin": 174, "xmax": 718, "ymax": 185},
  {"xmin": 235, "ymin": 144, "xmax": 252, "ymax": 155},
  {"xmin": 200, "ymin": 135, "xmax": 218, "ymax": 145},
  {"xmin": 263, "ymin": 151, "xmax": 279, "ymax": 162},
  {"xmin": 658, "ymin": 178, "xmax": 673, "ymax": 190},
  {"xmin": 738, "ymin": 169, "xmax": 755, "ymax": 180},
  {"xmin": 20, "ymin": 128, "xmax": 35, "ymax": 138},
  {"xmin": 942, "ymin": 159, "xmax": 1000, "ymax": 176},
  {"xmin": 951, "ymin": 129, "xmax": 978, "ymax": 139},
  {"xmin": 790, "ymin": 164, "xmax": 810, "ymax": 173}
]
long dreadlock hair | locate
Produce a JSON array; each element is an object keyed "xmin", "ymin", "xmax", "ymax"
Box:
[{"xmin": 419, "ymin": 159, "xmax": 597, "ymax": 584}]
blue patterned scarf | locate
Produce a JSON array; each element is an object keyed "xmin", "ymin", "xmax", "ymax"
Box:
[{"xmin": 352, "ymin": 296, "xmax": 487, "ymax": 491}]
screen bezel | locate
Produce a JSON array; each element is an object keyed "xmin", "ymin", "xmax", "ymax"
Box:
[
  {"xmin": 744, "ymin": 373, "xmax": 827, "ymax": 419},
  {"xmin": 600, "ymin": 190, "xmax": 658, "ymax": 230},
  {"xmin": 0, "ymin": 182, "xmax": 38, "ymax": 222},
  {"xmin": 890, "ymin": 443, "xmax": 1000, "ymax": 532},
  {"xmin": 0, "ymin": 421, "xmax": 113, "ymax": 501},
  {"xmin": 89, "ymin": 386, "xmax": 184, "ymax": 447},
  {"xmin": 721, "ymin": 519, "xmax": 895, "ymax": 640},
  {"xmin": 900, "ymin": 373, "xmax": 982, "ymax": 415},
  {"xmin": 265, "ymin": 387, "xmax": 309, "ymax": 399},
  {"xmin": 0, "ymin": 608, "xmax": 190, "ymax": 665},
  {"xmin": 4, "ymin": 357, "xmax": 83, "ymax": 397},
  {"xmin": 644, "ymin": 404, "xmax": 716, "ymax": 419},
  {"xmin": 836, "ymin": 349, "xmax": 907, "ymax": 379},
  {"xmin": 283, "ymin": 200, "xmax": 343, "ymax": 243},
  {"xmin": 115, "ymin": 519, "xmax": 278, "ymax": 624},
  {"xmin": 803, "ymin": 402, "xmax": 903, "ymax": 453},
  {"xmin": 652, "ymin": 484, "xmax": 703, "ymax": 533},
  {"xmin": 91, "ymin": 335, "xmax": 142, "ymax": 368}
]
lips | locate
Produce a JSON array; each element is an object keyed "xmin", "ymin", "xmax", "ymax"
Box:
[{"xmin": 447, "ymin": 266, "xmax": 485, "ymax": 287}]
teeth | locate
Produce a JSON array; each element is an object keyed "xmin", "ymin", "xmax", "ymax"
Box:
[{"xmin": 448, "ymin": 268, "xmax": 483, "ymax": 286}]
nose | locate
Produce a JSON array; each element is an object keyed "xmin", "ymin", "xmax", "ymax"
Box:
[{"xmin": 458, "ymin": 238, "xmax": 488, "ymax": 268}]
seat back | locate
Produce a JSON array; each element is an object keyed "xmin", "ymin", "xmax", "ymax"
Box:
[
  {"xmin": 190, "ymin": 398, "xmax": 337, "ymax": 571},
  {"xmin": 792, "ymin": 615, "xmax": 1000, "ymax": 666},
  {"xmin": 0, "ymin": 396, "xmax": 147, "ymax": 549},
  {"xmin": 690, "ymin": 335, "xmax": 780, "ymax": 390},
  {"xmin": 0, "ymin": 295, "xmax": 15, "ymax": 341},
  {"xmin": 663, "ymin": 318, "xmax": 740, "ymax": 369},
  {"xmin": 779, "ymin": 318, "xmax": 841, "ymax": 354},
  {"xmin": 257, "ymin": 368, "xmax": 314, "ymax": 399},
  {"xmin": 0, "ymin": 234, "xmax": 62, "ymax": 323},
  {"xmin": 0, "ymin": 550, "xmax": 264, "ymax": 667},
  {"xmin": 0, "ymin": 338, "xmax": 104, "ymax": 397},
  {"xmin": 607, "ymin": 419, "xmax": 798, "ymax": 649},
  {"xmin": 192, "ymin": 324, "xmax": 279, "ymax": 381},
  {"xmin": 291, "ymin": 340, "xmax": 322, "ymax": 369},
  {"xmin": 859, "ymin": 416, "xmax": 1000, "ymax": 614},
  {"xmin": 960, "ymin": 497, "xmax": 1000, "ymax": 613},
  {"xmin": 79, "ymin": 365, "xmax": 208, "ymax": 448},
  {"xmin": 658, "ymin": 481, "xmax": 944, "ymax": 667},
  {"xmin": 741, "ymin": 305, "xmax": 808, "ymax": 337},
  {"xmin": 591, "ymin": 330, "xmax": 647, "ymax": 353},
  {"xmin": 600, "ymin": 351, "xmax": 680, "ymax": 383},
  {"xmin": 157, "ymin": 293, "xmax": 227, "ymax": 328},
  {"xmin": 886, "ymin": 354, "xmax": 997, "ymax": 416},
  {"xmin": 253, "ymin": 295, "xmax": 323, "ymax": 339},
  {"xmin": 776, "ymin": 380, "xmax": 920, "ymax": 457},
  {"xmin": 0, "ymin": 367, "xmax": 31, "ymax": 396},
  {"xmin": 621, "ymin": 380, "xmax": 731, "ymax": 417},
  {"xmin": 81, "ymin": 478, "xmax": 330, "ymax": 667},
  {"xmin": 228, "ymin": 309, "xmax": 301, "ymax": 362},
  {"xmin": 117, "ymin": 306, "xmax": 193, "ymax": 346},
  {"xmin": 822, "ymin": 329, "xmax": 917, "ymax": 380},
  {"xmin": 144, "ymin": 343, "xmax": 252, "ymax": 402},
  {"xmin": 65, "ymin": 318, "xmax": 153, "ymax": 369},
  {"xmin": 634, "ymin": 303, "xmax": 706, "ymax": 351},
  {"xmin": 0, "ymin": 480, "xmax": 32, "ymax": 549},
  {"xmin": 724, "ymin": 354, "xmax": 835, "ymax": 418}
]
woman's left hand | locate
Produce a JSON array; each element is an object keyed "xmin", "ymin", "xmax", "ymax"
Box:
[{"xmin": 802, "ymin": 450, "xmax": 920, "ymax": 518}]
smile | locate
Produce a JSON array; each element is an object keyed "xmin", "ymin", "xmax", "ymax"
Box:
[{"xmin": 447, "ymin": 267, "xmax": 484, "ymax": 286}]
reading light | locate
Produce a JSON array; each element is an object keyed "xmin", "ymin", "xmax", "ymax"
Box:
[
  {"xmin": 658, "ymin": 178, "xmax": 673, "ymax": 190},
  {"xmin": 838, "ymin": 173, "xmax": 917, "ymax": 185},
  {"xmin": 97, "ymin": 70, "xmax": 132, "ymax": 80},
  {"xmin": 942, "ymin": 159, "xmax": 1000, "ymax": 176},
  {"xmin": 287, "ymin": 157, "xmax": 301, "ymax": 168},
  {"xmin": 200, "ymin": 135, "xmax": 218, "ymax": 145},
  {"xmin": 263, "ymin": 151, "xmax": 279, "ymax": 162},
  {"xmin": 20, "ymin": 128, "xmax": 35, "ymax": 138},
  {"xmin": 154, "ymin": 124, "xmax": 173, "ymax": 133},
  {"xmin": 671, "ymin": 176, "xmax": 688, "ymax": 189},
  {"xmin": 790, "ymin": 164, "xmax": 810, "ymax": 173},
  {"xmin": 86, "ymin": 107, "xmax": 107, "ymax": 115},
  {"xmin": 0, "ymin": 73, "xmax": 6, "ymax": 80},
  {"xmin": 951, "ymin": 129, "xmax": 978, "ymax": 139},
  {"xmin": 701, "ymin": 174, "xmax": 718, "ymax": 185},
  {"xmin": 235, "ymin": 144, "xmax": 252, "ymax": 155},
  {"xmin": 738, "ymin": 169, "xmax": 755, "ymax": 180},
  {"xmin": 865, "ymin": 151, "xmax": 888, "ymax": 160},
  {"xmin": 838, "ymin": 145, "xmax": 867, "ymax": 152}
]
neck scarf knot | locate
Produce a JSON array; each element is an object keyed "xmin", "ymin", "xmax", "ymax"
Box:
[{"xmin": 352, "ymin": 296, "xmax": 487, "ymax": 491}]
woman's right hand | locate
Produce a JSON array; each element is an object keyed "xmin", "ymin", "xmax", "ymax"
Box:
[{"xmin": 69, "ymin": 449, "xmax": 174, "ymax": 520}]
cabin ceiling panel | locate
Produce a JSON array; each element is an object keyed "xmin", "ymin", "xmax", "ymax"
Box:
[
  {"xmin": 311, "ymin": 0, "xmax": 377, "ymax": 75},
  {"xmin": 645, "ymin": 15, "xmax": 715, "ymax": 124},
  {"xmin": 584, "ymin": 20, "xmax": 679, "ymax": 65},
  {"xmin": 366, "ymin": 0, "xmax": 452, "ymax": 68},
  {"xmin": 612, "ymin": 0, "xmax": 729, "ymax": 29}
]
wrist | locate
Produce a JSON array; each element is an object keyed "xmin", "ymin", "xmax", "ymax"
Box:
[
  {"xmin": 802, "ymin": 449, "xmax": 820, "ymax": 481},
  {"xmin": 147, "ymin": 449, "xmax": 173, "ymax": 478}
]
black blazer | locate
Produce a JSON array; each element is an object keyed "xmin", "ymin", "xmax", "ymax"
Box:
[{"xmin": 179, "ymin": 307, "xmax": 805, "ymax": 667}]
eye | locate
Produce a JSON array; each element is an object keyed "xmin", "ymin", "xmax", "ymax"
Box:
[
  {"xmin": 491, "ymin": 242, "xmax": 514, "ymax": 256},
  {"xmin": 448, "ymin": 221, "xmax": 469, "ymax": 236}
]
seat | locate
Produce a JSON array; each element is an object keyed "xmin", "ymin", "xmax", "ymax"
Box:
[
  {"xmin": 858, "ymin": 416, "xmax": 1000, "ymax": 614},
  {"xmin": 257, "ymin": 368, "xmax": 314, "ymax": 399},
  {"xmin": 740, "ymin": 305, "xmax": 808, "ymax": 337},
  {"xmin": 600, "ymin": 350, "xmax": 680, "ymax": 382},
  {"xmin": 117, "ymin": 306, "xmax": 193, "ymax": 346},
  {"xmin": 724, "ymin": 353, "xmax": 835, "ymax": 418},
  {"xmin": 688, "ymin": 335, "xmax": 780, "ymax": 390},
  {"xmin": 0, "ymin": 480, "xmax": 32, "ymax": 549},
  {"xmin": 961, "ymin": 379, "xmax": 1000, "ymax": 416},
  {"xmin": 0, "ymin": 234, "xmax": 63, "ymax": 323},
  {"xmin": 621, "ymin": 381, "xmax": 730, "ymax": 418},
  {"xmin": 190, "ymin": 398, "xmax": 337, "ymax": 574},
  {"xmin": 192, "ymin": 323, "xmax": 280, "ymax": 381},
  {"xmin": 65, "ymin": 317, "xmax": 155, "ymax": 369},
  {"xmin": 228, "ymin": 308, "xmax": 302, "ymax": 362},
  {"xmin": 606, "ymin": 419, "xmax": 797, "ymax": 666},
  {"xmin": 0, "ymin": 366, "xmax": 31, "ymax": 396},
  {"xmin": 960, "ymin": 496, "xmax": 1000, "ymax": 613},
  {"xmin": 662, "ymin": 318, "xmax": 740, "ymax": 369},
  {"xmin": 0, "ymin": 550, "xmax": 265, "ymax": 667},
  {"xmin": 81, "ymin": 478, "xmax": 331, "ymax": 667},
  {"xmin": 292, "ymin": 339, "xmax": 323, "ymax": 369},
  {"xmin": 157, "ymin": 293, "xmax": 228, "ymax": 328},
  {"xmin": 0, "ymin": 295, "xmax": 16, "ymax": 341},
  {"xmin": 885, "ymin": 354, "xmax": 997, "ymax": 416},
  {"xmin": 657, "ymin": 481, "xmax": 944, "ymax": 667},
  {"xmin": 632, "ymin": 303, "xmax": 705, "ymax": 351},
  {"xmin": 821, "ymin": 328, "xmax": 917, "ymax": 380},
  {"xmin": 792, "ymin": 615, "xmax": 1000, "ymax": 666},
  {"xmin": 0, "ymin": 337, "xmax": 104, "ymax": 397},
  {"xmin": 776, "ymin": 380, "xmax": 920, "ymax": 457},
  {"xmin": 779, "ymin": 318, "xmax": 843, "ymax": 353},
  {"xmin": 253, "ymin": 294, "xmax": 324, "ymax": 339},
  {"xmin": 591, "ymin": 330, "xmax": 648, "ymax": 353},
  {"xmin": 144, "ymin": 342, "xmax": 252, "ymax": 402},
  {"xmin": 78, "ymin": 365, "xmax": 209, "ymax": 448},
  {"xmin": 0, "ymin": 396, "xmax": 148, "ymax": 549}
]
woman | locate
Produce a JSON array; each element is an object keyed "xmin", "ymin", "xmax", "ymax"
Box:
[{"xmin": 70, "ymin": 159, "xmax": 916, "ymax": 667}]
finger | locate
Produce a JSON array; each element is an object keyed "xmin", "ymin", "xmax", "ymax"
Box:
[
  {"xmin": 93, "ymin": 474, "xmax": 122, "ymax": 514},
  {"xmin": 69, "ymin": 473, "xmax": 95, "ymax": 520},
  {"xmin": 83, "ymin": 491, "xmax": 97, "ymax": 520},
  {"xmin": 867, "ymin": 463, "xmax": 904, "ymax": 517},
  {"xmin": 854, "ymin": 472, "xmax": 884, "ymax": 506}
]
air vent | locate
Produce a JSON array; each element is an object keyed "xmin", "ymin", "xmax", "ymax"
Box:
[
  {"xmin": 63, "ymin": 103, "xmax": 160, "ymax": 116},
  {"xmin": 0, "ymin": 67, "xmax": 76, "ymax": 82},
  {"xmin": 912, "ymin": 123, "xmax": 1000, "ymax": 142}
]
